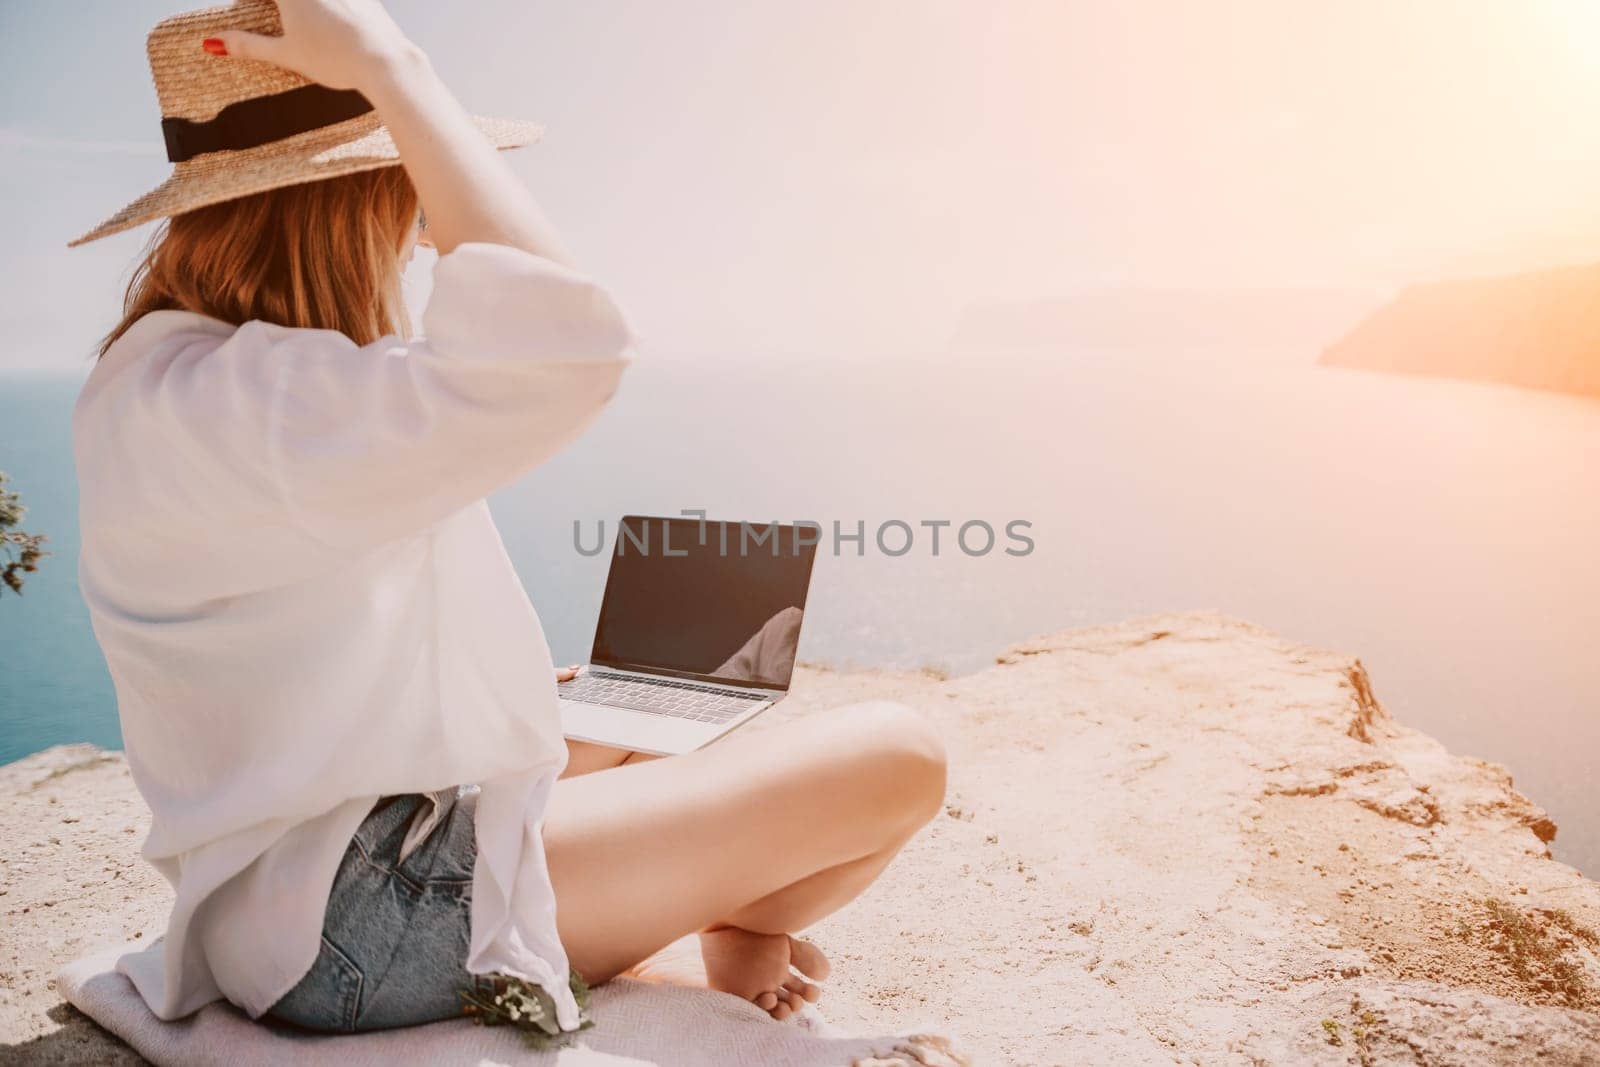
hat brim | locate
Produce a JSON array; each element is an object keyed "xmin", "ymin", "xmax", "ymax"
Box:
[{"xmin": 69, "ymin": 112, "xmax": 543, "ymax": 247}]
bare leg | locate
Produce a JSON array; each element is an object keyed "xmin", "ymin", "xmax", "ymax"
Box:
[
  {"xmin": 561, "ymin": 738, "xmax": 658, "ymax": 778},
  {"xmin": 721, "ymin": 839, "xmax": 905, "ymax": 934},
  {"xmin": 564, "ymin": 734, "xmax": 905, "ymax": 1012},
  {"xmin": 543, "ymin": 702, "xmax": 945, "ymax": 1018},
  {"xmin": 561, "ymin": 737, "xmax": 895, "ymax": 930}
]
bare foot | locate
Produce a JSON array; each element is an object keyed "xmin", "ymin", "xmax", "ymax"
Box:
[
  {"xmin": 625, "ymin": 926, "xmax": 830, "ymax": 1021},
  {"xmin": 700, "ymin": 925, "xmax": 829, "ymax": 1020}
]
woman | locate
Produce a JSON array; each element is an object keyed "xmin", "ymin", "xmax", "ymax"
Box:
[{"xmin": 72, "ymin": 0, "xmax": 945, "ymax": 1038}]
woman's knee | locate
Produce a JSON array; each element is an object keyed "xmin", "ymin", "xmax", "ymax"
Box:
[{"xmin": 828, "ymin": 701, "xmax": 948, "ymax": 833}]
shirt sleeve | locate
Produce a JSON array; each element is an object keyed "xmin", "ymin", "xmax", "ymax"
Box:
[{"xmin": 215, "ymin": 243, "xmax": 633, "ymax": 549}]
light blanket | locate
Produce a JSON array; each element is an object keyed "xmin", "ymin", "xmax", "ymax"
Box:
[{"xmin": 59, "ymin": 946, "xmax": 966, "ymax": 1067}]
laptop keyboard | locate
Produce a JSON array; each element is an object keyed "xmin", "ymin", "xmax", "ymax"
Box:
[{"xmin": 559, "ymin": 671, "xmax": 766, "ymax": 723}]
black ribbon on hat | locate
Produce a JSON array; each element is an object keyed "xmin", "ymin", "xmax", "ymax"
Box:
[{"xmin": 161, "ymin": 84, "xmax": 373, "ymax": 163}]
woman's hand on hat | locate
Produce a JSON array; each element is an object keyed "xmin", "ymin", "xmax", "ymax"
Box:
[
  {"xmin": 205, "ymin": 0, "xmax": 422, "ymax": 94},
  {"xmin": 209, "ymin": 0, "xmax": 573, "ymax": 263}
]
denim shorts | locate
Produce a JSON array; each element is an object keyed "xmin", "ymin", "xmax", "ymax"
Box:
[{"xmin": 267, "ymin": 790, "xmax": 484, "ymax": 1032}]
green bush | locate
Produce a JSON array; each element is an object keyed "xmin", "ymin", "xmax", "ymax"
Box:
[{"xmin": 0, "ymin": 470, "xmax": 47, "ymax": 596}]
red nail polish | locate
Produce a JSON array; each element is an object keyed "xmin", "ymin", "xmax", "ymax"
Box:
[{"xmin": 202, "ymin": 37, "xmax": 227, "ymax": 56}]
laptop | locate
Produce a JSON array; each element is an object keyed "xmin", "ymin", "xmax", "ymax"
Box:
[{"xmin": 558, "ymin": 515, "xmax": 820, "ymax": 755}]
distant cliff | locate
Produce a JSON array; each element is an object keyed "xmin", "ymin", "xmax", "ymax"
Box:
[{"xmin": 1323, "ymin": 263, "xmax": 1600, "ymax": 397}]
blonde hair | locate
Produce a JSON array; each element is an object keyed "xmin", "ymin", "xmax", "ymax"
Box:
[{"xmin": 100, "ymin": 168, "xmax": 419, "ymax": 357}]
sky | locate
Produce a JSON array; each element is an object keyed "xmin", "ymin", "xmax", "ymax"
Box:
[{"xmin": 5, "ymin": 0, "xmax": 1600, "ymax": 370}]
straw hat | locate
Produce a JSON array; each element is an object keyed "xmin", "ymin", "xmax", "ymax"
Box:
[{"xmin": 69, "ymin": 0, "xmax": 542, "ymax": 247}]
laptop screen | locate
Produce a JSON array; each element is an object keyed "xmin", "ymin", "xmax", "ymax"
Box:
[{"xmin": 589, "ymin": 516, "xmax": 819, "ymax": 690}]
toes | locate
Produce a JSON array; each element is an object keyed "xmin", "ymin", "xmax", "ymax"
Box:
[
  {"xmin": 784, "ymin": 977, "xmax": 822, "ymax": 1004},
  {"xmin": 754, "ymin": 991, "xmax": 778, "ymax": 1011},
  {"xmin": 770, "ymin": 996, "xmax": 794, "ymax": 1021},
  {"xmin": 787, "ymin": 936, "xmax": 832, "ymax": 982}
]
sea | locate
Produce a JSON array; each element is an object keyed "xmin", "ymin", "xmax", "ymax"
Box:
[{"xmin": 2, "ymin": 345, "xmax": 1596, "ymax": 874}]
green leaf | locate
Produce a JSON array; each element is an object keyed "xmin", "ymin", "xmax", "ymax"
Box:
[{"xmin": 457, "ymin": 970, "xmax": 594, "ymax": 1050}]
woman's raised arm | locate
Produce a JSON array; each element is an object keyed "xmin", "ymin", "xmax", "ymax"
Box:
[{"xmin": 212, "ymin": 0, "xmax": 573, "ymax": 262}]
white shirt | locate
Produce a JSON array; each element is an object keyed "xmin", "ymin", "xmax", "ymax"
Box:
[{"xmin": 73, "ymin": 243, "xmax": 634, "ymax": 1031}]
